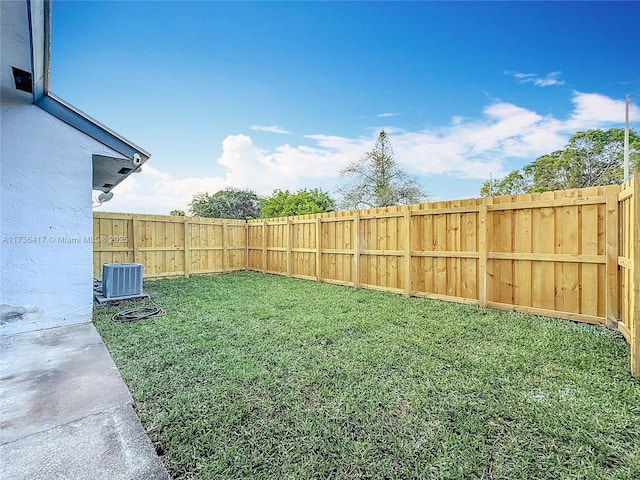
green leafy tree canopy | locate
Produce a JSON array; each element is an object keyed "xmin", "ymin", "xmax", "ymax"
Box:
[
  {"xmin": 338, "ymin": 130, "xmax": 428, "ymax": 209},
  {"xmin": 481, "ymin": 128, "xmax": 640, "ymax": 197},
  {"xmin": 261, "ymin": 188, "xmax": 336, "ymax": 218},
  {"xmin": 170, "ymin": 209, "xmax": 186, "ymax": 216},
  {"xmin": 189, "ymin": 188, "xmax": 262, "ymax": 219}
]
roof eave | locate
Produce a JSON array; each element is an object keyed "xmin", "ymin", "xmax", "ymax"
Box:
[
  {"xmin": 28, "ymin": 0, "xmax": 151, "ymax": 185},
  {"xmin": 38, "ymin": 92, "xmax": 151, "ymax": 161}
]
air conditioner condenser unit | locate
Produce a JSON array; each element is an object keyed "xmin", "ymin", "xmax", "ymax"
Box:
[{"xmin": 102, "ymin": 263, "xmax": 144, "ymax": 299}]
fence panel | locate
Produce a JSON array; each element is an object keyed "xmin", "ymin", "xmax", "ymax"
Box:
[
  {"xmin": 618, "ymin": 176, "xmax": 639, "ymax": 377},
  {"xmin": 483, "ymin": 186, "xmax": 616, "ymax": 324},
  {"xmin": 187, "ymin": 220, "xmax": 219, "ymax": 276},
  {"xmin": 226, "ymin": 223, "xmax": 248, "ymax": 271},
  {"xmin": 247, "ymin": 222, "xmax": 264, "ymax": 271},
  {"xmin": 93, "ymin": 213, "xmax": 135, "ymax": 274},
  {"xmin": 319, "ymin": 216, "xmax": 354, "ymax": 286},
  {"xmin": 409, "ymin": 199, "xmax": 482, "ymax": 303},
  {"xmin": 93, "ymin": 213, "xmax": 246, "ymax": 279},
  {"xmin": 291, "ymin": 219, "xmax": 317, "ymax": 280}
]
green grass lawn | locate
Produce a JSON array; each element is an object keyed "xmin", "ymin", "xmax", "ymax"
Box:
[{"xmin": 93, "ymin": 271, "xmax": 640, "ymax": 480}]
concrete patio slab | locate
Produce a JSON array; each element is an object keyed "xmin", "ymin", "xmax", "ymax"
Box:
[{"xmin": 0, "ymin": 322, "xmax": 170, "ymax": 479}]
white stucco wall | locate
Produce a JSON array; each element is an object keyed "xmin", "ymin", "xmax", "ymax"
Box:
[{"xmin": 0, "ymin": 97, "xmax": 125, "ymax": 334}]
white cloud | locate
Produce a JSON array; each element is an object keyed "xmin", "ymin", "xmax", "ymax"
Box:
[
  {"xmin": 512, "ymin": 72, "xmax": 536, "ymax": 80},
  {"xmin": 566, "ymin": 91, "xmax": 637, "ymax": 129},
  {"xmin": 97, "ymin": 91, "xmax": 636, "ymax": 215},
  {"xmin": 534, "ymin": 72, "xmax": 565, "ymax": 87},
  {"xmin": 94, "ymin": 164, "xmax": 227, "ymax": 215},
  {"xmin": 250, "ymin": 124, "xmax": 291, "ymax": 134},
  {"xmin": 377, "ymin": 112, "xmax": 398, "ymax": 118},
  {"xmin": 217, "ymin": 134, "xmax": 367, "ymax": 192},
  {"xmin": 507, "ymin": 70, "xmax": 565, "ymax": 87}
]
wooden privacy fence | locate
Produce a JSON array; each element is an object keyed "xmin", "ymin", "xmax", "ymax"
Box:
[
  {"xmin": 93, "ymin": 213, "xmax": 247, "ymax": 278},
  {"xmin": 94, "ymin": 179, "xmax": 639, "ymax": 378}
]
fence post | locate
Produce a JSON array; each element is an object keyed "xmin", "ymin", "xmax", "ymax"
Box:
[
  {"xmin": 132, "ymin": 216, "xmax": 139, "ymax": 265},
  {"xmin": 287, "ymin": 217, "xmax": 293, "ymax": 277},
  {"xmin": 183, "ymin": 217, "xmax": 190, "ymax": 278},
  {"xmin": 353, "ymin": 212, "xmax": 360, "ymax": 289},
  {"xmin": 404, "ymin": 209, "xmax": 412, "ymax": 297},
  {"xmin": 244, "ymin": 222, "xmax": 249, "ymax": 271},
  {"xmin": 605, "ymin": 192, "xmax": 619, "ymax": 329},
  {"xmin": 316, "ymin": 217, "xmax": 322, "ymax": 282},
  {"xmin": 262, "ymin": 220, "xmax": 267, "ymax": 273},
  {"xmin": 478, "ymin": 199, "xmax": 489, "ymax": 307},
  {"xmin": 221, "ymin": 221, "xmax": 226, "ymax": 272},
  {"xmin": 631, "ymin": 175, "xmax": 640, "ymax": 379}
]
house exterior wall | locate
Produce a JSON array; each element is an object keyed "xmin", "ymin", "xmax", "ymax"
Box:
[{"xmin": 0, "ymin": 98, "xmax": 124, "ymax": 334}]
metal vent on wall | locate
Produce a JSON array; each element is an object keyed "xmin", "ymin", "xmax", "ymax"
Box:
[
  {"xmin": 102, "ymin": 263, "xmax": 143, "ymax": 299},
  {"xmin": 12, "ymin": 67, "xmax": 32, "ymax": 93}
]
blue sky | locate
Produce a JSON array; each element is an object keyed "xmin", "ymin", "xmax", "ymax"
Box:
[{"xmin": 50, "ymin": 1, "xmax": 639, "ymax": 214}]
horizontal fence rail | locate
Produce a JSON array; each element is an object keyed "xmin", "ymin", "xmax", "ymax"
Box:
[{"xmin": 95, "ymin": 180, "xmax": 638, "ymax": 378}]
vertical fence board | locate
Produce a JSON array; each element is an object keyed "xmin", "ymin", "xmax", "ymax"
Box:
[
  {"xmin": 629, "ymin": 176, "xmax": 639, "ymax": 378},
  {"xmin": 404, "ymin": 210, "xmax": 411, "ymax": 296},
  {"xmin": 354, "ymin": 213, "xmax": 360, "ymax": 288},
  {"xmin": 605, "ymin": 194, "xmax": 619, "ymax": 327},
  {"xmin": 447, "ymin": 211, "xmax": 460, "ymax": 297},
  {"xmin": 514, "ymin": 196, "xmax": 532, "ymax": 307},
  {"xmin": 184, "ymin": 217, "xmax": 190, "ymax": 278},
  {"xmin": 262, "ymin": 221, "xmax": 267, "ymax": 273},
  {"xmin": 581, "ymin": 202, "xmax": 599, "ymax": 317},
  {"xmin": 315, "ymin": 218, "xmax": 322, "ymax": 281},
  {"xmin": 563, "ymin": 199, "xmax": 581, "ymax": 314},
  {"xmin": 536, "ymin": 192, "xmax": 556, "ymax": 311},
  {"xmin": 286, "ymin": 219, "xmax": 292, "ymax": 277},
  {"xmin": 462, "ymin": 206, "xmax": 478, "ymax": 300},
  {"xmin": 435, "ymin": 211, "xmax": 447, "ymax": 295},
  {"xmin": 478, "ymin": 202, "xmax": 488, "ymax": 307}
]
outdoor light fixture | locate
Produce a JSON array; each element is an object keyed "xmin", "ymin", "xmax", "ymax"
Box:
[{"xmin": 97, "ymin": 191, "xmax": 114, "ymax": 203}]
